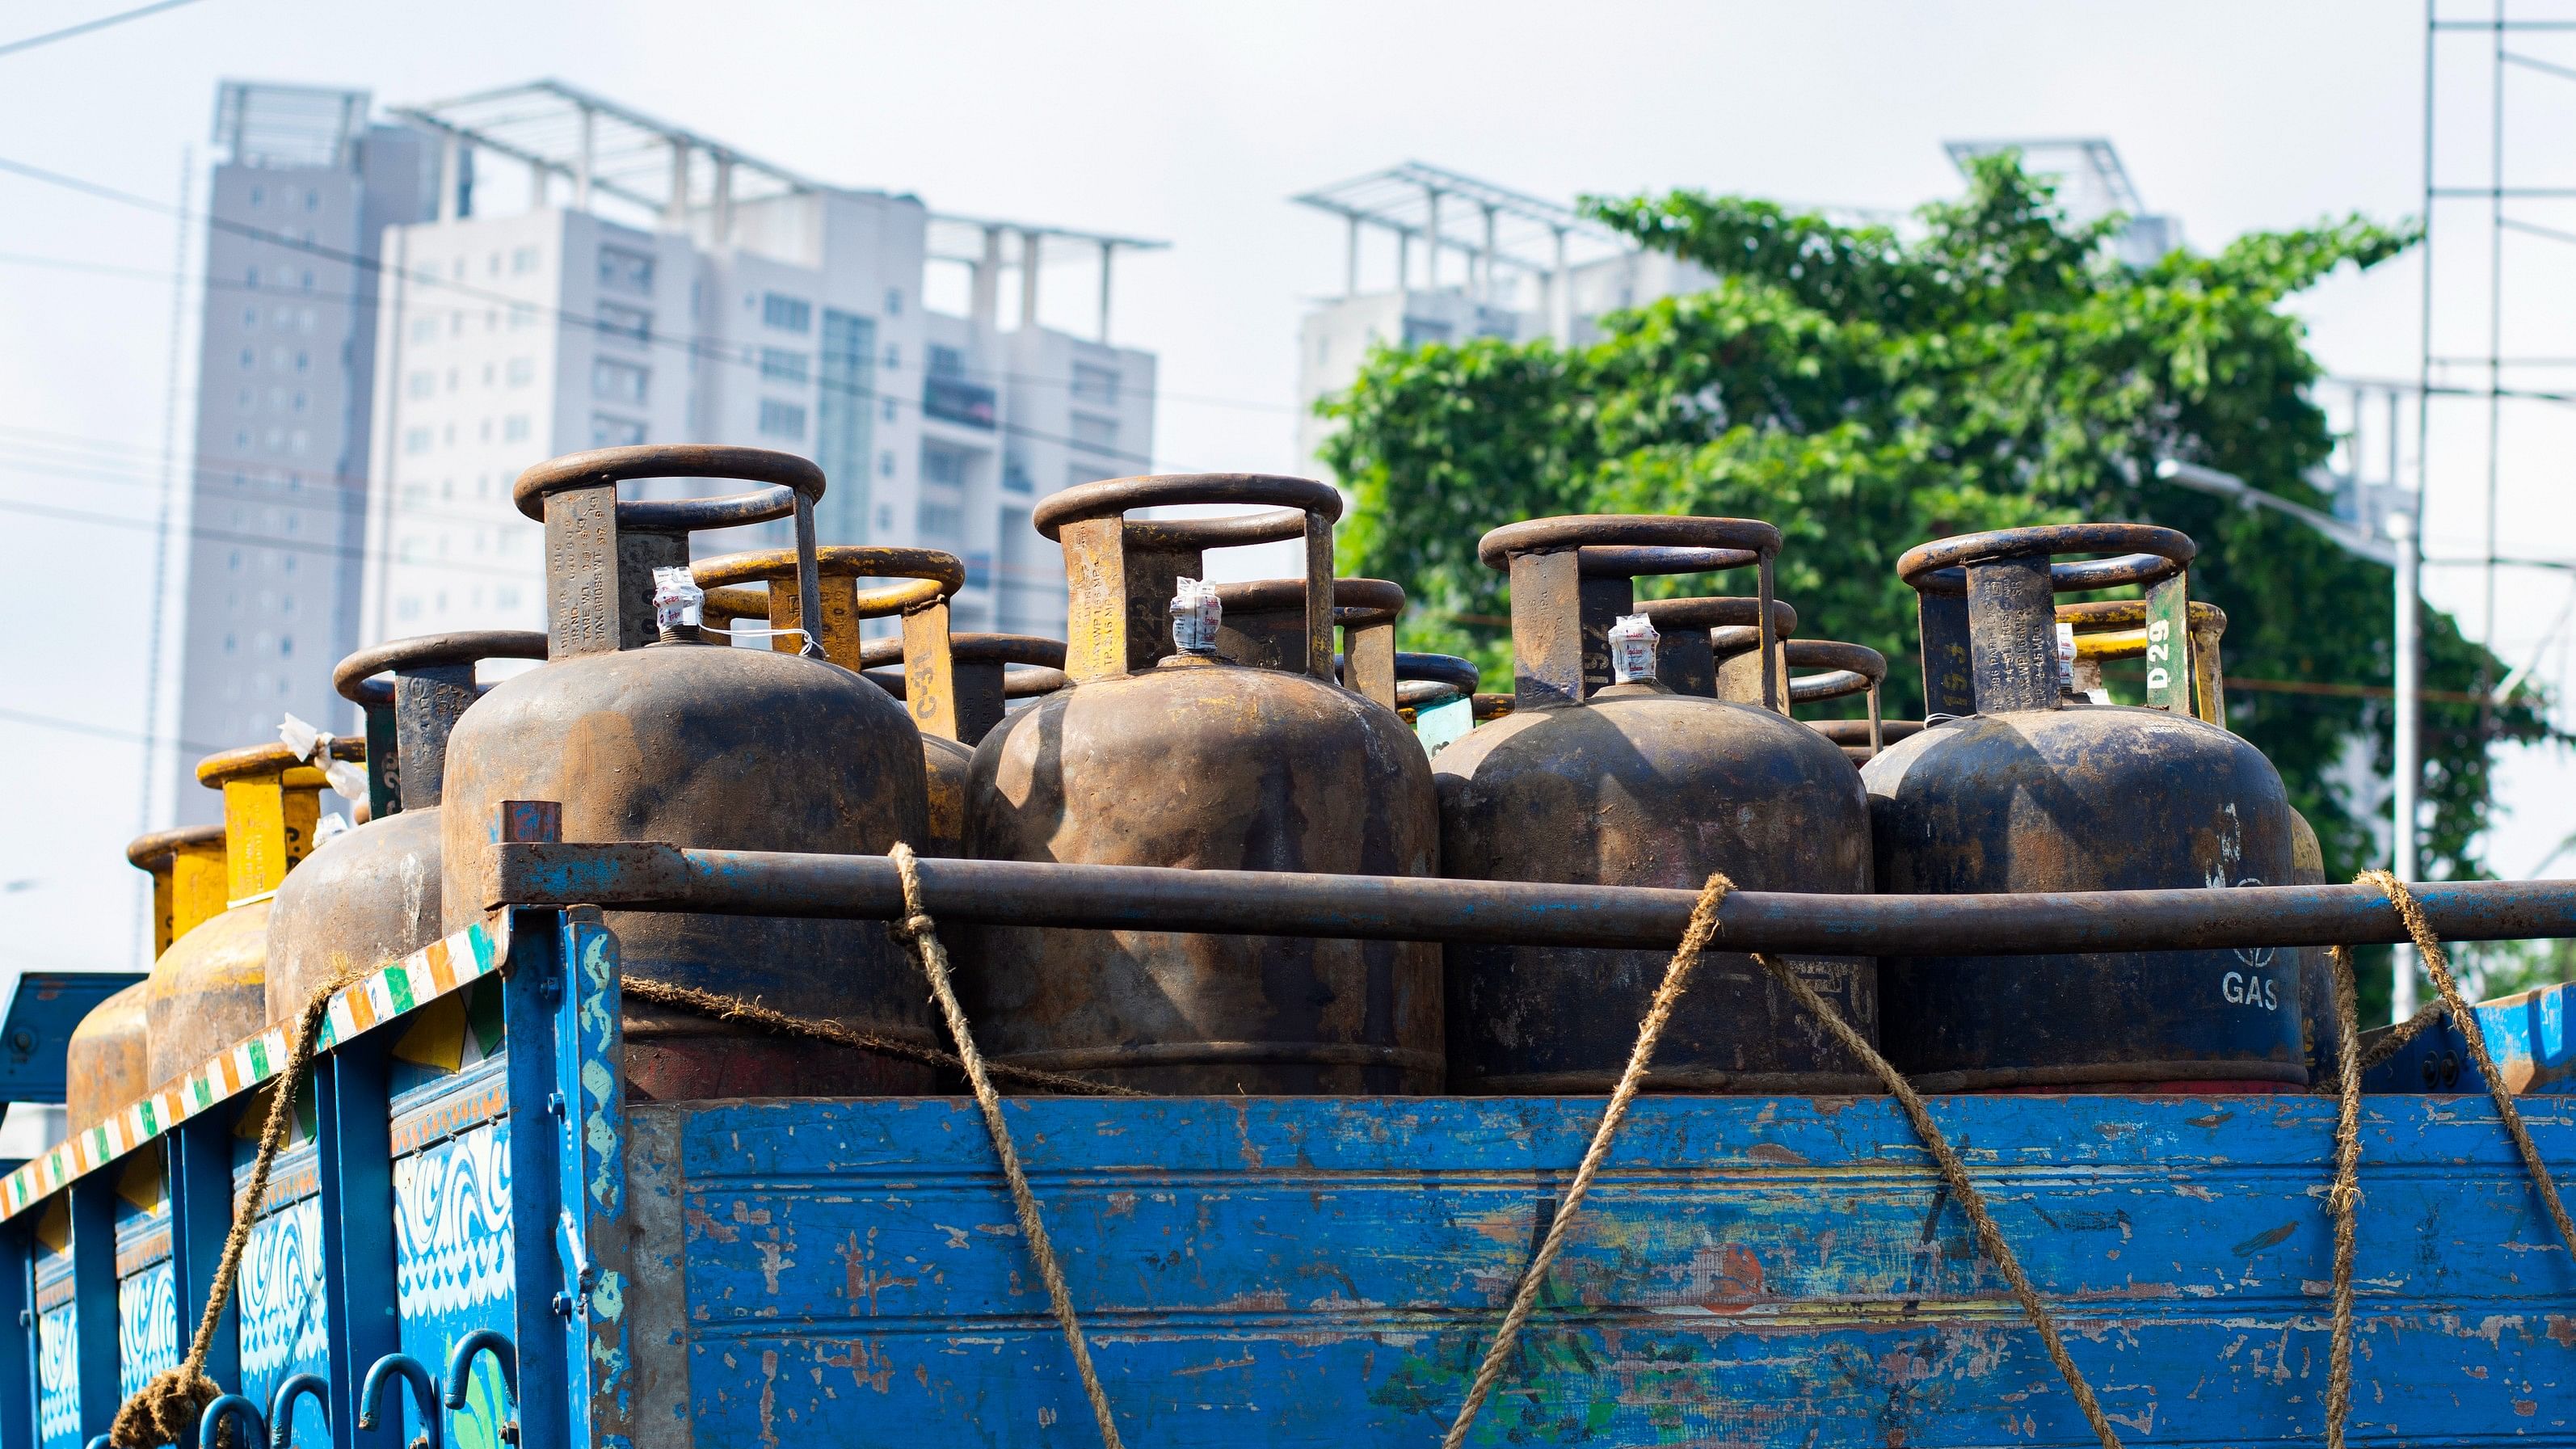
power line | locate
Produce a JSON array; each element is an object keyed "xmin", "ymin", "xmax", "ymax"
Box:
[
  {"xmin": 0, "ymin": 0, "xmax": 207, "ymax": 61},
  {"xmin": 0, "ymin": 150, "xmax": 1273, "ymax": 478},
  {"xmin": 0, "ymin": 246, "xmax": 1296, "ymax": 417},
  {"xmin": 0, "ymin": 705, "xmax": 231, "ymax": 759}
]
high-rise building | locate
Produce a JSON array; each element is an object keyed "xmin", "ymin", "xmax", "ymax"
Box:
[
  {"xmin": 362, "ymin": 82, "xmax": 1162, "ymax": 655},
  {"xmin": 1290, "ymin": 162, "xmax": 1719, "ymax": 472},
  {"xmin": 170, "ymin": 82, "xmax": 435, "ymax": 823}
]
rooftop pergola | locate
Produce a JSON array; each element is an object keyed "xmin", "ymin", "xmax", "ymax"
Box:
[
  {"xmin": 389, "ymin": 79, "xmax": 1167, "ymax": 339},
  {"xmin": 1290, "ymin": 160, "xmax": 1632, "ymax": 301}
]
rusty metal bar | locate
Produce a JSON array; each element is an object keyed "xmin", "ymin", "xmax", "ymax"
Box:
[{"xmin": 486, "ymin": 840, "xmax": 2576, "ymax": 955}]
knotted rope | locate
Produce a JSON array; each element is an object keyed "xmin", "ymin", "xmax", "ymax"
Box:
[
  {"xmin": 620, "ymin": 976, "xmax": 1138, "ymax": 1097},
  {"xmin": 1441, "ymin": 873, "xmax": 1735, "ymax": 1449},
  {"xmin": 1745, "ymin": 950, "xmax": 2122, "ymax": 1449},
  {"xmin": 2324, "ymin": 870, "xmax": 2576, "ymax": 1449},
  {"xmin": 884, "ymin": 843, "xmax": 1122, "ymax": 1449},
  {"xmin": 111, "ymin": 971, "xmax": 361, "ymax": 1449}
]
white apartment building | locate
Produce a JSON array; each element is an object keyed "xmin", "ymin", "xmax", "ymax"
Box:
[
  {"xmin": 170, "ymin": 83, "xmax": 434, "ymax": 824},
  {"xmin": 358, "ymin": 82, "xmax": 1161, "ymax": 671},
  {"xmin": 1290, "ymin": 163, "xmax": 1718, "ymax": 472}
]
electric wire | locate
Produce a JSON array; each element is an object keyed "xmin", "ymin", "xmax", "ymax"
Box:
[{"xmin": 0, "ymin": 0, "xmax": 208, "ymax": 61}]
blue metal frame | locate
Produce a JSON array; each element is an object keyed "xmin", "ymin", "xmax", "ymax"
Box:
[
  {"xmin": 165, "ymin": 1112, "xmax": 236, "ymax": 1394},
  {"xmin": 0, "ymin": 1221, "xmax": 33, "ymax": 1449},
  {"xmin": 317, "ymin": 1040, "xmax": 398, "ymax": 1449},
  {"xmin": 0, "ymin": 977, "xmax": 144, "ymax": 1109},
  {"xmin": 63, "ymin": 1183, "xmax": 114, "ymax": 1443}
]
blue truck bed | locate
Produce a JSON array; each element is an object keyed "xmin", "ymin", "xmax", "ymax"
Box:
[{"xmin": 10, "ymin": 909, "xmax": 2574, "ymax": 1447}]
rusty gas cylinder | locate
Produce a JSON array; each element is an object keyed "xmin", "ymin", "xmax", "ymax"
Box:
[
  {"xmin": 145, "ymin": 739, "xmax": 356, "ymax": 1086},
  {"xmin": 1814, "ymin": 718, "xmax": 1922, "ymax": 762},
  {"xmin": 1391, "ymin": 654, "xmax": 1480, "ymax": 719},
  {"xmin": 1863, "ymin": 524, "xmax": 2302, "ymax": 1091},
  {"xmin": 1781, "ymin": 639, "xmax": 1891, "ymax": 763},
  {"xmin": 1214, "ymin": 576, "xmax": 1406, "ymax": 707},
  {"xmin": 962, "ymin": 474, "xmax": 1442, "ymax": 1093},
  {"xmin": 1437, "ymin": 516, "xmax": 1878, "ymax": 1093},
  {"xmin": 1639, "ymin": 595, "xmax": 1798, "ymax": 702},
  {"xmin": 68, "ymin": 826, "xmax": 223, "ymax": 1127},
  {"xmin": 441, "ymin": 445, "xmax": 936, "ymax": 1101},
  {"xmin": 695, "ymin": 545, "xmax": 970, "ymax": 854},
  {"xmin": 265, "ymin": 631, "xmax": 547, "ymax": 1022},
  {"xmin": 2057, "ymin": 596, "xmax": 2338, "ymax": 1080},
  {"xmin": 861, "ymin": 635, "xmax": 1069, "ymax": 746}
]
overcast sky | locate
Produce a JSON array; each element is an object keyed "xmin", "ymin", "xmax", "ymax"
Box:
[{"xmin": 0, "ymin": 0, "xmax": 2568, "ymax": 981}]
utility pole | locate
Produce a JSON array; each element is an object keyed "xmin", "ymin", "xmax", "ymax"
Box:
[{"xmin": 2390, "ymin": 508, "xmax": 2422, "ymax": 1021}]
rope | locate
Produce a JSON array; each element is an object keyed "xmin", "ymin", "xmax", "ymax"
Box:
[
  {"xmin": 2322, "ymin": 944, "xmax": 2365, "ymax": 1449},
  {"xmin": 2321, "ymin": 871, "xmax": 2576, "ymax": 1448},
  {"xmin": 885, "ymin": 843, "xmax": 1123, "ymax": 1449},
  {"xmin": 110, "ymin": 971, "xmax": 360, "ymax": 1449},
  {"xmin": 1442, "ymin": 873, "xmax": 1736, "ymax": 1449},
  {"xmin": 620, "ymin": 976, "xmax": 1140, "ymax": 1097},
  {"xmin": 2356, "ymin": 870, "xmax": 2576, "ymax": 1253},
  {"xmin": 1748, "ymin": 950, "xmax": 2124, "ymax": 1449}
]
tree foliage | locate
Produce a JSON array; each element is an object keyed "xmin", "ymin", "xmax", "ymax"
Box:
[{"xmin": 1320, "ymin": 156, "xmax": 2551, "ymax": 1007}]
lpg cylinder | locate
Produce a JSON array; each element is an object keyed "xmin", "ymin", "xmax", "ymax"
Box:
[
  {"xmin": 1391, "ymin": 654, "xmax": 1480, "ymax": 719},
  {"xmin": 694, "ymin": 545, "xmax": 970, "ymax": 853},
  {"xmin": 1635, "ymin": 594, "xmax": 1796, "ymax": 702},
  {"xmin": 862, "ymin": 635, "xmax": 1069, "ymax": 745},
  {"xmin": 2056, "ymin": 596, "xmax": 2337, "ymax": 1079},
  {"xmin": 68, "ymin": 826, "xmax": 225, "ymax": 1127},
  {"xmin": 1437, "ymin": 516, "xmax": 1878, "ymax": 1093},
  {"xmin": 1780, "ymin": 639, "xmax": 1891, "ymax": 763},
  {"xmin": 266, "ymin": 630, "xmax": 547, "ymax": 1021},
  {"xmin": 1863, "ymin": 524, "xmax": 2302, "ymax": 1090},
  {"xmin": 1214, "ymin": 576, "xmax": 1407, "ymax": 707},
  {"xmin": 440, "ymin": 445, "xmax": 936, "ymax": 1101},
  {"xmin": 145, "ymin": 738, "xmax": 357, "ymax": 1085},
  {"xmin": 962, "ymin": 474, "xmax": 1442, "ymax": 1093}
]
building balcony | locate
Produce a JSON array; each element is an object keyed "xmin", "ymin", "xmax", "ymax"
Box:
[{"xmin": 923, "ymin": 375, "xmax": 997, "ymax": 429}]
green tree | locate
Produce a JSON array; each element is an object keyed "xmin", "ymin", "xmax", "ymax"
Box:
[{"xmin": 1320, "ymin": 155, "xmax": 2553, "ymax": 1017}]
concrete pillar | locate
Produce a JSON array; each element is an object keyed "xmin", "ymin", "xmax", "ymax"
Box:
[
  {"xmin": 1345, "ymin": 215, "xmax": 1360, "ymax": 298},
  {"xmin": 436, "ymin": 134, "xmax": 458, "ymax": 223},
  {"xmin": 1550, "ymin": 225, "xmax": 1572, "ymax": 342},
  {"xmin": 970, "ymin": 225, "xmax": 1002, "ymax": 334},
  {"xmin": 1020, "ymin": 228, "xmax": 1042, "ymax": 331},
  {"xmin": 1480, "ymin": 204, "xmax": 1498, "ymax": 305},
  {"xmin": 575, "ymin": 107, "xmax": 594, "ymax": 211},
  {"xmin": 1097, "ymin": 239, "xmax": 1114, "ymax": 343},
  {"xmin": 713, "ymin": 154, "xmax": 735, "ymax": 246},
  {"xmin": 1424, "ymin": 187, "xmax": 1441, "ymax": 289},
  {"xmin": 1397, "ymin": 231, "xmax": 1412, "ymax": 291},
  {"xmin": 663, "ymin": 138, "xmax": 689, "ymax": 232}
]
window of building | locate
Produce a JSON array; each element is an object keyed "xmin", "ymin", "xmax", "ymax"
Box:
[
  {"xmin": 248, "ymin": 185, "xmax": 264, "ymax": 208},
  {"xmin": 504, "ymin": 415, "xmax": 532, "ymax": 442},
  {"xmin": 591, "ymin": 414, "xmax": 644, "ymax": 449},
  {"xmin": 511, "ymin": 302, "xmax": 537, "ymax": 329},
  {"xmin": 305, "ymin": 189, "xmax": 319, "ymax": 212},
  {"xmin": 927, "ymin": 345, "xmax": 966, "ymax": 378},
  {"xmin": 916, "ymin": 498, "xmax": 964, "ymax": 539},
  {"xmin": 757, "ymin": 399, "xmax": 808, "ymax": 439},
  {"xmin": 1002, "ymin": 460, "xmax": 1033, "ymax": 495},
  {"xmin": 246, "ymin": 267, "xmax": 260, "ymax": 289},
  {"xmin": 882, "ymin": 343, "xmax": 900, "ymax": 370},
  {"xmin": 1069, "ymin": 412, "xmax": 1118, "ymax": 454},
  {"xmin": 1402, "ymin": 317, "xmax": 1454, "ymax": 348},
  {"xmin": 762, "ymin": 293, "xmax": 813, "ymax": 333},
  {"xmin": 507, "ymin": 357, "xmax": 535, "ymax": 387},
  {"xmin": 921, "ymin": 444, "xmax": 969, "ymax": 487},
  {"xmin": 760, "ymin": 348, "xmax": 810, "ymax": 385},
  {"xmin": 512, "ymin": 246, "xmax": 539, "ymax": 274},
  {"xmin": 882, "ymin": 398, "xmax": 897, "ymax": 423},
  {"xmin": 592, "ymin": 358, "xmax": 649, "ymax": 404},
  {"xmin": 406, "ymin": 370, "xmax": 435, "ymax": 399},
  {"xmin": 1071, "ymin": 363, "xmax": 1120, "ymax": 406},
  {"xmin": 239, "ymin": 348, "xmax": 255, "ymax": 371},
  {"xmin": 599, "ymin": 245, "xmax": 655, "ymax": 296},
  {"xmin": 294, "ymin": 350, "xmax": 309, "ymax": 374},
  {"xmin": 410, "ymin": 315, "xmax": 436, "ymax": 343},
  {"xmin": 885, "ymin": 287, "xmax": 903, "ymax": 317},
  {"xmin": 879, "ymin": 451, "xmax": 894, "ymax": 477},
  {"xmin": 279, "ymin": 634, "xmax": 293, "ymax": 659},
  {"xmin": 596, "ymin": 301, "xmax": 650, "ymax": 348},
  {"xmin": 404, "ymin": 428, "xmax": 433, "ymax": 454}
]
